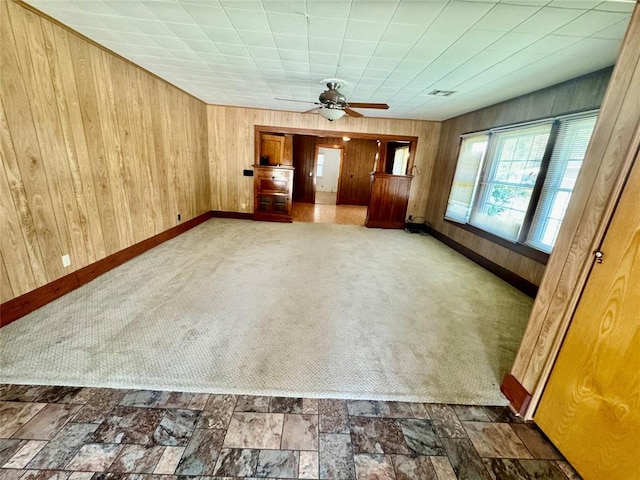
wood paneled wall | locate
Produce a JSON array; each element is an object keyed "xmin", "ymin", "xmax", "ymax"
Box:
[
  {"xmin": 292, "ymin": 135, "xmax": 317, "ymax": 203},
  {"xmin": 207, "ymin": 106, "xmax": 441, "ymax": 217},
  {"xmin": 1, "ymin": 1, "xmax": 210, "ymax": 303},
  {"xmin": 424, "ymin": 68, "xmax": 612, "ymax": 285}
]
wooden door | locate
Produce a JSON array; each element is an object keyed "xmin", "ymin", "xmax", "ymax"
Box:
[
  {"xmin": 535, "ymin": 152, "xmax": 640, "ymax": 480},
  {"xmin": 292, "ymin": 135, "xmax": 316, "ymax": 203},
  {"xmin": 338, "ymin": 138, "xmax": 377, "ymax": 205}
]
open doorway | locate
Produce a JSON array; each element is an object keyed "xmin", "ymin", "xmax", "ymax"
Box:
[{"xmin": 315, "ymin": 146, "xmax": 341, "ymax": 205}]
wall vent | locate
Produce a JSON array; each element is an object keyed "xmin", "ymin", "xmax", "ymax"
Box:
[{"xmin": 427, "ymin": 89, "xmax": 457, "ymax": 97}]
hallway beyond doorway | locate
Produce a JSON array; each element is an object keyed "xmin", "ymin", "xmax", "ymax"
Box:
[{"xmin": 292, "ymin": 202, "xmax": 367, "ymax": 225}]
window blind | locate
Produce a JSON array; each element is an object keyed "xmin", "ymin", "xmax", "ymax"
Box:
[
  {"xmin": 526, "ymin": 114, "xmax": 598, "ymax": 252},
  {"xmin": 445, "ymin": 133, "xmax": 488, "ymax": 223}
]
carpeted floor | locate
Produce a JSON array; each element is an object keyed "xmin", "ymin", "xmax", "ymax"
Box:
[{"xmin": 0, "ymin": 219, "xmax": 533, "ymax": 405}]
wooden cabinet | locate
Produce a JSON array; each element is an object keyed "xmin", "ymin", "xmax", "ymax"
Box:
[{"xmin": 253, "ymin": 165, "xmax": 294, "ymax": 222}]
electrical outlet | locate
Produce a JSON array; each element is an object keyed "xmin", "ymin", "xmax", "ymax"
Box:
[
  {"xmin": 61, "ymin": 254, "xmax": 71, "ymax": 267},
  {"xmin": 408, "ymin": 215, "xmax": 413, "ymax": 222},
  {"xmin": 177, "ymin": 213, "xmax": 181, "ymax": 221}
]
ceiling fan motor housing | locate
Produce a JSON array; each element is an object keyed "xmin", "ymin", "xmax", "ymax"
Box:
[{"xmin": 319, "ymin": 82, "xmax": 346, "ymax": 108}]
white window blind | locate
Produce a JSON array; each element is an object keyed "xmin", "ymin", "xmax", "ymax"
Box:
[
  {"xmin": 445, "ymin": 133, "xmax": 488, "ymax": 223},
  {"xmin": 470, "ymin": 124, "xmax": 552, "ymax": 241},
  {"xmin": 526, "ymin": 114, "xmax": 598, "ymax": 252}
]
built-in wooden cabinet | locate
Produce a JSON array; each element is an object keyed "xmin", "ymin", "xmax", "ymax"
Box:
[{"xmin": 253, "ymin": 165, "xmax": 294, "ymax": 222}]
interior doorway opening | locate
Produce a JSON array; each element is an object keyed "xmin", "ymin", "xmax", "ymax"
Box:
[{"xmin": 315, "ymin": 146, "xmax": 341, "ymax": 205}]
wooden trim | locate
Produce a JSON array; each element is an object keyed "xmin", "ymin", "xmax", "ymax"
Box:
[
  {"xmin": 210, "ymin": 210, "xmax": 254, "ymax": 220},
  {"xmin": 255, "ymin": 125, "xmax": 418, "ymax": 143},
  {"xmin": 0, "ymin": 212, "xmax": 213, "ymax": 327},
  {"xmin": 501, "ymin": 373, "xmax": 532, "ymax": 416},
  {"xmin": 367, "ymin": 220, "xmax": 406, "ymax": 229},
  {"xmin": 423, "ymin": 225, "xmax": 539, "ymax": 298},
  {"xmin": 443, "ymin": 220, "xmax": 550, "ymax": 265}
]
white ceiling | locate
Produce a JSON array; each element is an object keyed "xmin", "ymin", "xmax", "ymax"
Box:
[{"xmin": 25, "ymin": 0, "xmax": 635, "ymax": 121}]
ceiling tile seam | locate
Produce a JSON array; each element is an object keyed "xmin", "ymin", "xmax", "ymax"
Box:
[
  {"xmin": 354, "ymin": 0, "xmax": 449, "ymax": 105},
  {"xmin": 259, "ymin": 0, "xmax": 296, "ymax": 99},
  {"xmin": 333, "ymin": 0, "xmax": 353, "ymax": 81},
  {"xmin": 305, "ymin": 0, "xmax": 311, "ymax": 98},
  {"xmin": 382, "ymin": 1, "xmax": 543, "ymax": 110}
]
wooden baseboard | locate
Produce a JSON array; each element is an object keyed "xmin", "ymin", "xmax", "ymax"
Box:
[
  {"xmin": 210, "ymin": 210, "xmax": 254, "ymax": 220},
  {"xmin": 421, "ymin": 225, "xmax": 538, "ymax": 298},
  {"xmin": 0, "ymin": 211, "xmax": 214, "ymax": 327},
  {"xmin": 366, "ymin": 220, "xmax": 405, "ymax": 229},
  {"xmin": 501, "ymin": 373, "xmax": 532, "ymax": 416}
]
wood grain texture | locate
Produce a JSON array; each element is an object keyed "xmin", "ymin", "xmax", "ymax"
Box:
[
  {"xmin": 535, "ymin": 150, "xmax": 640, "ymax": 480},
  {"xmin": 366, "ymin": 174, "xmax": 412, "ymax": 229},
  {"xmin": 207, "ymin": 106, "xmax": 441, "ymax": 216},
  {"xmin": 511, "ymin": 7, "xmax": 640, "ymax": 418},
  {"xmin": 0, "ymin": 1, "xmax": 210, "ymax": 302},
  {"xmin": 424, "ymin": 68, "xmax": 612, "ymax": 286},
  {"xmin": 338, "ymin": 138, "xmax": 377, "ymax": 205},
  {"xmin": 292, "ymin": 135, "xmax": 318, "ymax": 203}
]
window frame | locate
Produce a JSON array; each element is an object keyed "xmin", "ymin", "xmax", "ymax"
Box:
[{"xmin": 444, "ymin": 110, "xmax": 598, "ymax": 264}]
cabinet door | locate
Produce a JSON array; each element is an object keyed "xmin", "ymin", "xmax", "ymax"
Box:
[
  {"xmin": 261, "ymin": 134, "xmax": 284, "ymax": 165},
  {"xmin": 535, "ymin": 153, "xmax": 640, "ymax": 480}
]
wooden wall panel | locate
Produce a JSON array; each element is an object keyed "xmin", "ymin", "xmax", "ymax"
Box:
[
  {"xmin": 425, "ymin": 68, "xmax": 612, "ymax": 285},
  {"xmin": 0, "ymin": 1, "xmax": 210, "ymax": 303},
  {"xmin": 207, "ymin": 106, "xmax": 441, "ymax": 216},
  {"xmin": 338, "ymin": 138, "xmax": 377, "ymax": 205}
]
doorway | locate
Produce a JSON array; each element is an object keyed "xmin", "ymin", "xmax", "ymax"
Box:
[{"xmin": 315, "ymin": 146, "xmax": 341, "ymax": 205}]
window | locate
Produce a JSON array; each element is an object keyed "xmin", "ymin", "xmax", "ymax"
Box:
[
  {"xmin": 392, "ymin": 146, "xmax": 410, "ymax": 175},
  {"xmin": 446, "ymin": 112, "xmax": 598, "ymax": 254},
  {"xmin": 316, "ymin": 153, "xmax": 324, "ymax": 177}
]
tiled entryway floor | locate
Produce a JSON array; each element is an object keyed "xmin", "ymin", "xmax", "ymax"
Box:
[{"xmin": 0, "ymin": 384, "xmax": 582, "ymax": 480}]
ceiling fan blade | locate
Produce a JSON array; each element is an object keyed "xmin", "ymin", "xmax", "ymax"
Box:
[
  {"xmin": 303, "ymin": 107, "xmax": 321, "ymax": 114},
  {"xmin": 347, "ymin": 102, "xmax": 389, "ymax": 109},
  {"xmin": 275, "ymin": 98, "xmax": 317, "ymax": 104},
  {"xmin": 345, "ymin": 107, "xmax": 364, "ymax": 118}
]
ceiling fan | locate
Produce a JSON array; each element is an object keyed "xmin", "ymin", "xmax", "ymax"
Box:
[{"xmin": 277, "ymin": 79, "xmax": 389, "ymax": 121}]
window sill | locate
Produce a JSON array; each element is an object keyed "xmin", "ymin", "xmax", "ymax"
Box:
[{"xmin": 443, "ymin": 219, "xmax": 550, "ymax": 265}]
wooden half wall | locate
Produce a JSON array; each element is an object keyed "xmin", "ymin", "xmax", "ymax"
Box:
[
  {"xmin": 424, "ymin": 68, "xmax": 612, "ymax": 286},
  {"xmin": 207, "ymin": 105, "xmax": 441, "ymax": 219},
  {"xmin": 1, "ymin": 1, "xmax": 210, "ymax": 304}
]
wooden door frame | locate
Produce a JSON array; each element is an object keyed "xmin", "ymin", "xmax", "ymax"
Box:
[{"xmin": 315, "ymin": 142, "xmax": 344, "ymax": 205}]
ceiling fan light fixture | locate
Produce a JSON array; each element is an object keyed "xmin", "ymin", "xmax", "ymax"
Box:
[{"xmin": 318, "ymin": 107, "xmax": 346, "ymax": 121}]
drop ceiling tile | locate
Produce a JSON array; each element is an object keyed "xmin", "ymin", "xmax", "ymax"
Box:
[
  {"xmin": 143, "ymin": 1, "xmax": 195, "ymax": 23},
  {"xmin": 70, "ymin": 0, "xmax": 119, "ymax": 15},
  {"xmin": 201, "ymin": 27, "xmax": 243, "ymax": 44},
  {"xmin": 555, "ymin": 36, "xmax": 622, "ymax": 57},
  {"xmin": 262, "ymin": 0, "xmax": 306, "ymax": 15},
  {"xmin": 150, "ymin": 35, "xmax": 190, "ymax": 50},
  {"xmin": 391, "ymin": 0, "xmax": 447, "ymax": 26},
  {"xmin": 548, "ymin": 0, "xmax": 602, "ymax": 8},
  {"xmin": 451, "ymin": 28, "xmax": 505, "ymax": 50},
  {"xmin": 341, "ymin": 39, "xmax": 378, "ymax": 57},
  {"xmin": 311, "ymin": 66, "xmax": 338, "ymax": 78},
  {"xmin": 349, "ymin": 0, "xmax": 399, "ymax": 22},
  {"xmin": 514, "ymin": 7, "xmax": 585, "ymax": 34},
  {"xmin": 554, "ymin": 10, "xmax": 629, "ymax": 36},
  {"xmin": 105, "ymin": 0, "xmax": 152, "ymax": 19},
  {"xmin": 522, "ymin": 34, "xmax": 581, "ymax": 54},
  {"xmin": 180, "ymin": 3, "xmax": 233, "ymax": 28},
  {"xmin": 338, "ymin": 55, "xmax": 372, "ymax": 68},
  {"xmin": 372, "ymin": 42, "xmax": 412, "ymax": 59},
  {"xmin": 88, "ymin": 13, "xmax": 141, "ymax": 32},
  {"xmin": 282, "ymin": 61, "xmax": 310, "ymax": 72},
  {"xmin": 236, "ymin": 30, "xmax": 276, "ymax": 47},
  {"xmin": 224, "ymin": 8, "xmax": 270, "ymax": 31},
  {"xmin": 309, "ymin": 36, "xmax": 343, "ymax": 53},
  {"xmin": 306, "ymin": 0, "xmax": 351, "ymax": 18},
  {"xmin": 593, "ymin": 0, "xmax": 636, "ymax": 13},
  {"xmin": 307, "ymin": 15, "xmax": 348, "ymax": 38},
  {"xmin": 335, "ymin": 65, "xmax": 367, "ymax": 79},
  {"xmin": 345, "ymin": 19, "xmax": 387, "ymax": 42},
  {"xmin": 248, "ymin": 46, "xmax": 281, "ymax": 60},
  {"xmin": 279, "ymin": 49, "xmax": 309, "ymax": 62},
  {"xmin": 380, "ymin": 23, "xmax": 428, "ymax": 45},
  {"xmin": 473, "ymin": 4, "xmax": 541, "ymax": 31},
  {"xmin": 226, "ymin": 56, "xmax": 257, "ymax": 67},
  {"xmin": 267, "ymin": 12, "xmax": 308, "ymax": 35},
  {"xmin": 219, "ymin": 0, "xmax": 262, "ymax": 10},
  {"xmin": 218, "ymin": 43, "xmax": 250, "ymax": 56},
  {"xmin": 593, "ymin": 19, "xmax": 631, "ymax": 39},
  {"xmin": 166, "ymin": 22, "xmax": 211, "ymax": 41},
  {"xmin": 134, "ymin": 19, "xmax": 175, "ymax": 36},
  {"xmin": 488, "ymin": 31, "xmax": 544, "ymax": 52},
  {"xmin": 273, "ymin": 33, "xmax": 308, "ymax": 51},
  {"xmin": 427, "ymin": 1, "xmax": 496, "ymax": 35},
  {"xmin": 309, "ymin": 52, "xmax": 340, "ymax": 66},
  {"xmin": 367, "ymin": 57, "xmax": 401, "ymax": 70}
]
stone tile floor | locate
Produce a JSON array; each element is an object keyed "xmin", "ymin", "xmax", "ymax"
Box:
[{"xmin": 0, "ymin": 384, "xmax": 582, "ymax": 480}]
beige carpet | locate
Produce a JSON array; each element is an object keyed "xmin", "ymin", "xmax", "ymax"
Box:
[{"xmin": 0, "ymin": 219, "xmax": 533, "ymax": 405}]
